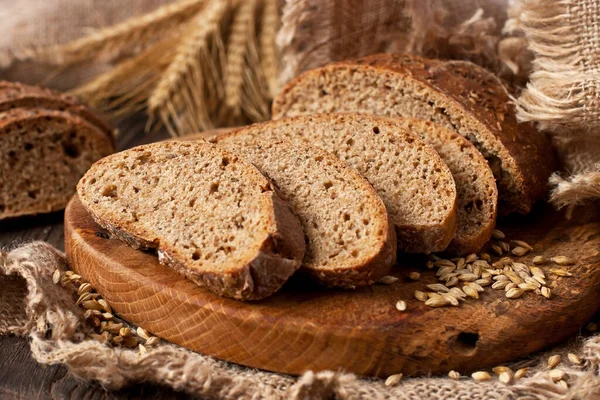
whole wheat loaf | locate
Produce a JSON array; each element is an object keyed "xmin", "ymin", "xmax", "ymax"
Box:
[
  {"xmin": 272, "ymin": 54, "xmax": 556, "ymax": 215},
  {"xmin": 0, "ymin": 108, "xmax": 114, "ymax": 219},
  {"xmin": 216, "ymin": 138, "xmax": 396, "ymax": 287},
  {"xmin": 77, "ymin": 141, "xmax": 306, "ymax": 301},
  {"xmin": 214, "ymin": 114, "xmax": 457, "ymax": 253}
]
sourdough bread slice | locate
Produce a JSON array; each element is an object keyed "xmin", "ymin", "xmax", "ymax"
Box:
[
  {"xmin": 216, "ymin": 138, "xmax": 396, "ymax": 287},
  {"xmin": 77, "ymin": 141, "xmax": 305, "ymax": 301},
  {"xmin": 394, "ymin": 118, "xmax": 498, "ymax": 254},
  {"xmin": 0, "ymin": 108, "xmax": 114, "ymax": 219},
  {"xmin": 0, "ymin": 81, "xmax": 115, "ymax": 141},
  {"xmin": 272, "ymin": 54, "xmax": 556, "ymax": 215},
  {"xmin": 214, "ymin": 115, "xmax": 457, "ymax": 253}
]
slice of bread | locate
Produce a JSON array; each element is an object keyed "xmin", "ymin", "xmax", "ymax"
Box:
[
  {"xmin": 0, "ymin": 108, "xmax": 114, "ymax": 219},
  {"xmin": 77, "ymin": 141, "xmax": 305, "ymax": 301},
  {"xmin": 272, "ymin": 54, "xmax": 556, "ymax": 215},
  {"xmin": 216, "ymin": 138, "xmax": 396, "ymax": 287},
  {"xmin": 394, "ymin": 118, "xmax": 498, "ymax": 254},
  {"xmin": 0, "ymin": 81, "xmax": 115, "ymax": 141},
  {"xmin": 214, "ymin": 115, "xmax": 457, "ymax": 253}
]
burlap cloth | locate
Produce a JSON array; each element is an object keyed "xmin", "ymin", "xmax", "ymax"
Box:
[{"xmin": 0, "ymin": 241, "xmax": 599, "ymax": 399}]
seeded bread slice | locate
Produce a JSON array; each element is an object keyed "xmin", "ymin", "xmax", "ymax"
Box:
[
  {"xmin": 394, "ymin": 118, "xmax": 498, "ymax": 254},
  {"xmin": 0, "ymin": 108, "xmax": 115, "ymax": 219},
  {"xmin": 214, "ymin": 115, "xmax": 457, "ymax": 253},
  {"xmin": 0, "ymin": 81, "xmax": 115, "ymax": 142},
  {"xmin": 272, "ymin": 54, "xmax": 556, "ymax": 215},
  {"xmin": 216, "ymin": 138, "xmax": 396, "ymax": 287},
  {"xmin": 77, "ymin": 141, "xmax": 305, "ymax": 301}
]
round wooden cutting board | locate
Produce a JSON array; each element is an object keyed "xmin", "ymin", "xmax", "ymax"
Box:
[{"xmin": 65, "ymin": 196, "xmax": 600, "ymax": 378}]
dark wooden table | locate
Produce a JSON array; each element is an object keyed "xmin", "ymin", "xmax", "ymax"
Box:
[{"xmin": 0, "ymin": 116, "xmax": 198, "ymax": 399}]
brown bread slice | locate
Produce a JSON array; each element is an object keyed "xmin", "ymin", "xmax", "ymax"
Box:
[
  {"xmin": 394, "ymin": 118, "xmax": 498, "ymax": 254},
  {"xmin": 214, "ymin": 115, "xmax": 457, "ymax": 254},
  {"xmin": 77, "ymin": 141, "xmax": 305, "ymax": 301},
  {"xmin": 0, "ymin": 81, "xmax": 115, "ymax": 141},
  {"xmin": 0, "ymin": 108, "xmax": 115, "ymax": 219},
  {"xmin": 215, "ymin": 138, "xmax": 396, "ymax": 287},
  {"xmin": 272, "ymin": 54, "xmax": 556, "ymax": 215}
]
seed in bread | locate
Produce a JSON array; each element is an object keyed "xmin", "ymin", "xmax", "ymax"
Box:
[
  {"xmin": 214, "ymin": 114, "xmax": 457, "ymax": 253},
  {"xmin": 77, "ymin": 141, "xmax": 306, "ymax": 301},
  {"xmin": 0, "ymin": 108, "xmax": 114, "ymax": 219},
  {"xmin": 217, "ymin": 138, "xmax": 397, "ymax": 288},
  {"xmin": 272, "ymin": 53, "xmax": 556, "ymax": 215}
]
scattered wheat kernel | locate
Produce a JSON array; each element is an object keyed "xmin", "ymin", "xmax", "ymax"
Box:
[
  {"xmin": 480, "ymin": 253, "xmax": 491, "ymax": 262},
  {"xmin": 467, "ymin": 282, "xmax": 485, "ymax": 292},
  {"xmin": 587, "ymin": 322, "xmax": 598, "ymax": 332},
  {"xmin": 82, "ymin": 300, "xmax": 104, "ymax": 311},
  {"xmin": 548, "ymin": 355, "xmax": 561, "ymax": 368},
  {"xmin": 83, "ymin": 309, "xmax": 94, "ymax": 319},
  {"xmin": 533, "ymin": 256, "xmax": 546, "ymax": 265},
  {"xmin": 472, "ymin": 371, "xmax": 491, "ymax": 381},
  {"xmin": 441, "ymin": 293, "xmax": 459, "ymax": 306},
  {"xmin": 492, "ymin": 281, "xmax": 510, "ymax": 290},
  {"xmin": 463, "ymin": 285, "xmax": 479, "ymax": 299},
  {"xmin": 105, "ymin": 322, "xmax": 124, "ymax": 334},
  {"xmin": 408, "ymin": 272, "xmax": 421, "ymax": 280},
  {"xmin": 437, "ymin": 266, "xmax": 455, "ymax": 277},
  {"xmin": 458, "ymin": 273, "xmax": 478, "ymax": 282},
  {"xmin": 385, "ymin": 373, "xmax": 403, "ymax": 386},
  {"xmin": 414, "ymin": 290, "xmax": 428, "ymax": 302},
  {"xmin": 475, "ymin": 278, "xmax": 492, "ymax": 287},
  {"xmin": 511, "ymin": 240, "xmax": 533, "ymax": 251},
  {"xmin": 139, "ymin": 344, "xmax": 148, "ymax": 356},
  {"xmin": 550, "ymin": 268, "xmax": 572, "ymax": 277},
  {"xmin": 146, "ymin": 336, "xmax": 160, "ymax": 347},
  {"xmin": 499, "ymin": 371, "xmax": 513, "ymax": 384},
  {"xmin": 69, "ymin": 274, "xmax": 82, "ymax": 281},
  {"xmin": 90, "ymin": 333, "xmax": 105, "ymax": 342},
  {"xmin": 505, "ymin": 271, "xmax": 523, "ymax": 284},
  {"xmin": 504, "ymin": 283, "xmax": 518, "ymax": 292},
  {"xmin": 435, "ymin": 259, "xmax": 456, "ymax": 268},
  {"xmin": 52, "ymin": 269, "xmax": 61, "ymax": 284},
  {"xmin": 499, "ymin": 241, "xmax": 511, "ymax": 253},
  {"xmin": 119, "ymin": 327, "xmax": 132, "ymax": 337},
  {"xmin": 425, "ymin": 297, "xmax": 449, "ymax": 307},
  {"xmin": 76, "ymin": 293, "xmax": 92, "ymax": 305},
  {"xmin": 548, "ymin": 369, "xmax": 565, "ymax": 382},
  {"xmin": 533, "ymin": 276, "xmax": 547, "ymax": 286},
  {"xmin": 466, "ymin": 254, "xmax": 478, "ymax": 263},
  {"xmin": 518, "ymin": 283, "xmax": 538, "ymax": 292},
  {"xmin": 98, "ymin": 299, "xmax": 112, "ymax": 313},
  {"xmin": 492, "ymin": 229, "xmax": 505, "ymax": 240},
  {"xmin": 551, "ymin": 256, "xmax": 574, "ymax": 266},
  {"xmin": 77, "ymin": 282, "xmax": 93, "ymax": 295},
  {"xmin": 396, "ymin": 300, "xmax": 407, "ymax": 311},
  {"xmin": 65, "ymin": 271, "xmax": 74, "ymax": 277},
  {"xmin": 112, "ymin": 335, "xmax": 124, "ymax": 345},
  {"xmin": 493, "ymin": 366, "xmax": 512, "ymax": 375},
  {"xmin": 456, "ymin": 258, "xmax": 466, "ymax": 269},
  {"xmin": 567, "ymin": 353, "xmax": 581, "ymax": 365},
  {"xmin": 506, "ymin": 288, "xmax": 524, "ymax": 299},
  {"xmin": 530, "ymin": 266, "xmax": 545, "ymax": 278},
  {"xmin": 426, "ymin": 260, "xmax": 435, "ymax": 269},
  {"xmin": 514, "ymin": 368, "xmax": 529, "ymax": 379},
  {"xmin": 445, "ymin": 276, "xmax": 459, "ymax": 287},
  {"xmin": 448, "ymin": 370, "xmax": 461, "ymax": 380},
  {"xmin": 511, "ymin": 247, "xmax": 529, "ymax": 257},
  {"xmin": 449, "ymin": 287, "xmax": 467, "ymax": 300},
  {"xmin": 136, "ymin": 327, "xmax": 150, "ymax": 340},
  {"xmin": 123, "ymin": 336, "xmax": 138, "ymax": 348},
  {"xmin": 541, "ymin": 287, "xmax": 551, "ymax": 299},
  {"xmin": 491, "ymin": 245, "xmax": 503, "ymax": 256},
  {"xmin": 427, "ymin": 283, "xmax": 449, "ymax": 292},
  {"xmin": 379, "ymin": 275, "xmax": 398, "ymax": 285},
  {"xmin": 557, "ymin": 380, "xmax": 568, "ymax": 389}
]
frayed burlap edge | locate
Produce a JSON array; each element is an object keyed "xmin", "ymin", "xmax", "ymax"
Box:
[{"xmin": 2, "ymin": 241, "xmax": 600, "ymax": 399}]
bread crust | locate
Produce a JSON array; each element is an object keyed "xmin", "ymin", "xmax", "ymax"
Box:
[
  {"xmin": 273, "ymin": 54, "xmax": 557, "ymax": 215},
  {"xmin": 77, "ymin": 141, "xmax": 306, "ymax": 301},
  {"xmin": 0, "ymin": 108, "xmax": 115, "ymax": 219}
]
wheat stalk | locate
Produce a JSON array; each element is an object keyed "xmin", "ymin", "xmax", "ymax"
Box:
[
  {"xmin": 259, "ymin": 0, "xmax": 281, "ymax": 98},
  {"xmin": 242, "ymin": 20, "xmax": 270, "ymax": 122},
  {"xmin": 149, "ymin": 0, "xmax": 229, "ymax": 136},
  {"xmin": 223, "ymin": 0, "xmax": 259, "ymax": 118},
  {"xmin": 38, "ymin": 0, "xmax": 206, "ymax": 66}
]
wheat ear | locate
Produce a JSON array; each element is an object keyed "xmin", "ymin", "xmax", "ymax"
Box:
[
  {"xmin": 149, "ymin": 0, "xmax": 229, "ymax": 136},
  {"xmin": 37, "ymin": 0, "xmax": 206, "ymax": 66},
  {"xmin": 241, "ymin": 18, "xmax": 270, "ymax": 122},
  {"xmin": 259, "ymin": 0, "xmax": 281, "ymax": 98},
  {"xmin": 70, "ymin": 34, "xmax": 180, "ymax": 120},
  {"xmin": 223, "ymin": 0, "xmax": 258, "ymax": 118}
]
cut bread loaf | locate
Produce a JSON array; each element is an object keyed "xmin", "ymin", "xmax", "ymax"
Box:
[
  {"xmin": 214, "ymin": 114, "xmax": 457, "ymax": 253},
  {"xmin": 215, "ymin": 138, "xmax": 396, "ymax": 287},
  {"xmin": 394, "ymin": 118, "xmax": 497, "ymax": 254},
  {"xmin": 0, "ymin": 108, "xmax": 115, "ymax": 219},
  {"xmin": 272, "ymin": 54, "xmax": 556, "ymax": 215},
  {"xmin": 77, "ymin": 141, "xmax": 306, "ymax": 301},
  {"xmin": 0, "ymin": 81, "xmax": 115, "ymax": 141}
]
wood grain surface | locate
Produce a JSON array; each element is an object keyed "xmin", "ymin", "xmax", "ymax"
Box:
[{"xmin": 65, "ymin": 194, "xmax": 600, "ymax": 378}]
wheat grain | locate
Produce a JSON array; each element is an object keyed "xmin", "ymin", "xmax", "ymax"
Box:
[
  {"xmin": 493, "ymin": 366, "xmax": 512, "ymax": 375},
  {"xmin": 548, "ymin": 355, "xmax": 561, "ymax": 368},
  {"xmin": 379, "ymin": 275, "xmax": 398, "ymax": 285},
  {"xmin": 146, "ymin": 336, "xmax": 160, "ymax": 347},
  {"xmin": 512, "ymin": 246, "xmax": 530, "ymax": 256},
  {"xmin": 548, "ymin": 369, "xmax": 566, "ymax": 382},
  {"xmin": 492, "ymin": 229, "xmax": 505, "ymax": 240},
  {"xmin": 427, "ymin": 283, "xmax": 449, "ymax": 292},
  {"xmin": 551, "ymin": 256, "xmax": 575, "ymax": 266},
  {"xmin": 385, "ymin": 373, "xmax": 403, "ymax": 386},
  {"xmin": 52, "ymin": 269, "xmax": 61, "ymax": 284},
  {"xmin": 533, "ymin": 256, "xmax": 546, "ymax": 264},
  {"xmin": 514, "ymin": 367, "xmax": 529, "ymax": 379},
  {"xmin": 463, "ymin": 285, "xmax": 479, "ymax": 299},
  {"xmin": 568, "ymin": 353, "xmax": 582, "ymax": 365},
  {"xmin": 408, "ymin": 272, "xmax": 421, "ymax": 280},
  {"xmin": 448, "ymin": 370, "xmax": 461, "ymax": 380},
  {"xmin": 466, "ymin": 254, "xmax": 478, "ymax": 263},
  {"xmin": 511, "ymin": 240, "xmax": 533, "ymax": 251},
  {"xmin": 499, "ymin": 371, "xmax": 513, "ymax": 384},
  {"xmin": 414, "ymin": 290, "xmax": 428, "ymax": 302},
  {"xmin": 506, "ymin": 288, "xmax": 524, "ymax": 299},
  {"xmin": 550, "ymin": 268, "xmax": 573, "ymax": 277},
  {"xmin": 396, "ymin": 300, "xmax": 407, "ymax": 311},
  {"xmin": 472, "ymin": 371, "xmax": 491, "ymax": 381}
]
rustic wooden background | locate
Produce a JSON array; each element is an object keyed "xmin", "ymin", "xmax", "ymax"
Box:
[{"xmin": 0, "ymin": 116, "xmax": 200, "ymax": 399}]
